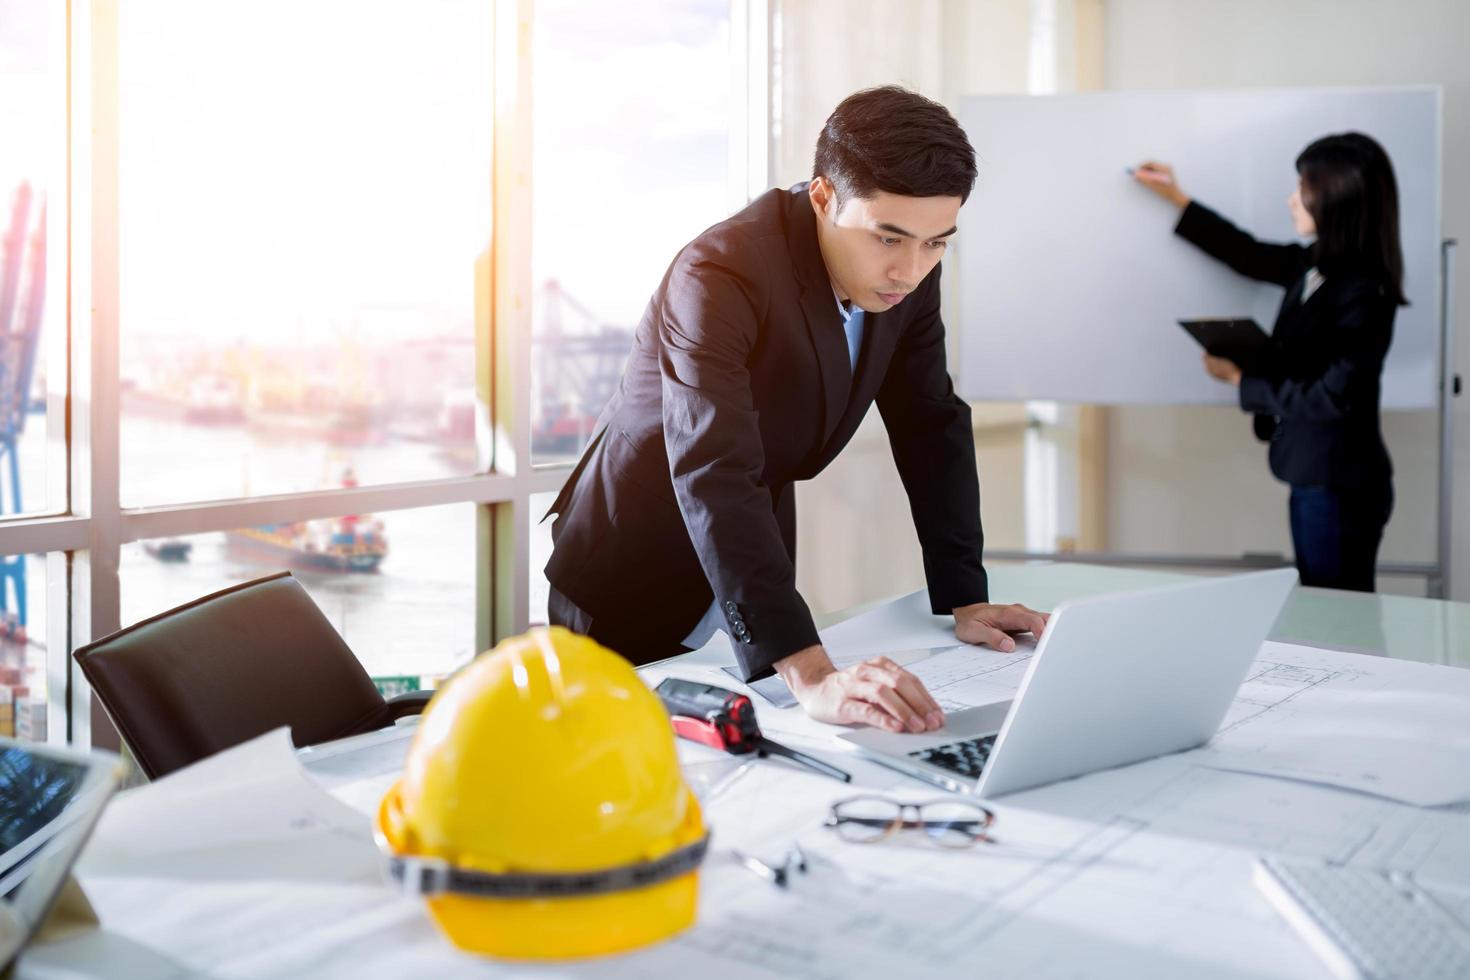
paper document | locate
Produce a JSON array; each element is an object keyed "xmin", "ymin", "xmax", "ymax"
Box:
[
  {"xmin": 1198, "ymin": 643, "xmax": 1470, "ymax": 806},
  {"xmin": 591, "ymin": 762, "xmax": 1330, "ymax": 979},
  {"xmin": 833, "ymin": 642, "xmax": 1032, "ymax": 712},
  {"xmin": 80, "ymin": 728, "xmax": 380, "ymax": 883},
  {"xmin": 819, "ymin": 589, "xmax": 957, "ymax": 658}
]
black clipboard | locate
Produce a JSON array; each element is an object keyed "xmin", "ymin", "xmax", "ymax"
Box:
[{"xmin": 1178, "ymin": 318, "xmax": 1271, "ymax": 371}]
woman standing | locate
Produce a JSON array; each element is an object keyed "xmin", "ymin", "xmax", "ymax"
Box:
[{"xmin": 1134, "ymin": 133, "xmax": 1406, "ymax": 592}]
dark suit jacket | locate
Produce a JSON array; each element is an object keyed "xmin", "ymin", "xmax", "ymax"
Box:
[
  {"xmin": 1175, "ymin": 201, "xmax": 1395, "ymax": 496},
  {"xmin": 545, "ymin": 184, "xmax": 989, "ymax": 679}
]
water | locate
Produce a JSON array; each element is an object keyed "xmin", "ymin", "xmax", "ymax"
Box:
[{"xmin": 115, "ymin": 415, "xmax": 480, "ymax": 684}]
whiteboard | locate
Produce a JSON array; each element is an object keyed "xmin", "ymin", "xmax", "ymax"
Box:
[{"xmin": 956, "ymin": 88, "xmax": 1441, "ymax": 409}]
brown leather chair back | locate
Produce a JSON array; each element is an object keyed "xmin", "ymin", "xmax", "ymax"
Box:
[{"xmin": 74, "ymin": 571, "xmax": 416, "ymax": 779}]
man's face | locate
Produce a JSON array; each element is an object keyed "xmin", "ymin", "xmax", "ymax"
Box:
[{"xmin": 809, "ymin": 176, "xmax": 961, "ymax": 313}]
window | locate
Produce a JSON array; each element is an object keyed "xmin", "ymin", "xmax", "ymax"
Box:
[
  {"xmin": 0, "ymin": 556, "xmax": 47, "ymax": 742},
  {"xmin": 117, "ymin": 0, "xmax": 492, "ymax": 506},
  {"xmin": 125, "ymin": 503, "xmax": 476, "ymax": 686},
  {"xmin": 0, "ymin": 0, "xmax": 757, "ymax": 748},
  {"xmin": 530, "ymin": 0, "xmax": 734, "ymax": 464}
]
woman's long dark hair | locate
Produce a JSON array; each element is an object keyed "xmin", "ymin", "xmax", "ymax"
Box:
[{"xmin": 1296, "ymin": 132, "xmax": 1408, "ymax": 306}]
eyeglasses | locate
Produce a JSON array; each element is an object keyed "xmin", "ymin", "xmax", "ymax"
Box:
[{"xmin": 824, "ymin": 795, "xmax": 996, "ymax": 848}]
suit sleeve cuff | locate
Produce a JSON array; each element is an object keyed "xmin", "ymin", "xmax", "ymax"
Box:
[
  {"xmin": 925, "ymin": 563, "xmax": 990, "ymax": 616},
  {"xmin": 1173, "ymin": 199, "xmax": 1215, "ymax": 247},
  {"xmin": 728, "ymin": 602, "xmax": 821, "ymax": 682},
  {"xmin": 1238, "ymin": 374, "xmax": 1273, "ymax": 414}
]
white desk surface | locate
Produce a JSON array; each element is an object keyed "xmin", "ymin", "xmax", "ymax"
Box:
[{"xmin": 19, "ymin": 567, "xmax": 1470, "ymax": 979}]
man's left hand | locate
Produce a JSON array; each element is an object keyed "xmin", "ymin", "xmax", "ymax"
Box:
[
  {"xmin": 1203, "ymin": 353, "xmax": 1242, "ymax": 386},
  {"xmin": 953, "ymin": 602, "xmax": 1050, "ymax": 653}
]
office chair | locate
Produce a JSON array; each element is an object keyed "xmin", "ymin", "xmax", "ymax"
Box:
[{"xmin": 73, "ymin": 570, "xmax": 433, "ymax": 780}]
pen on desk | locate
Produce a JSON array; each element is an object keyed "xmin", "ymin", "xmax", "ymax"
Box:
[
  {"xmin": 732, "ymin": 844, "xmax": 808, "ymax": 889},
  {"xmin": 758, "ymin": 740, "xmax": 852, "ymax": 784},
  {"xmin": 733, "ymin": 850, "xmax": 786, "ymax": 887}
]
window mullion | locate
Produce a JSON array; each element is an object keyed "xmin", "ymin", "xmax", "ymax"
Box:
[{"xmin": 488, "ymin": 0, "xmax": 534, "ymax": 646}]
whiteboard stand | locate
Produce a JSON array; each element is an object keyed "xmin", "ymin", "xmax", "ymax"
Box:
[
  {"xmin": 1434, "ymin": 238, "xmax": 1459, "ymax": 599},
  {"xmin": 987, "ymin": 239, "xmax": 1460, "ymax": 599}
]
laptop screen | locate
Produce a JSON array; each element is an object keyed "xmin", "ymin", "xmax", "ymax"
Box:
[
  {"xmin": 1, "ymin": 749, "xmax": 90, "ymax": 860},
  {"xmin": 0, "ymin": 741, "xmax": 120, "ymax": 969}
]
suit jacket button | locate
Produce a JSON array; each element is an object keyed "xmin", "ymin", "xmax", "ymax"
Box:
[{"xmin": 724, "ymin": 600, "xmax": 738, "ymax": 614}]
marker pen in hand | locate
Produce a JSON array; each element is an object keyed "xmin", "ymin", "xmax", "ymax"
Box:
[{"xmin": 1129, "ymin": 164, "xmax": 1171, "ymax": 183}]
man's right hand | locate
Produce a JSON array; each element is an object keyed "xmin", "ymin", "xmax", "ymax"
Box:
[{"xmin": 774, "ymin": 645, "xmax": 944, "ymax": 734}]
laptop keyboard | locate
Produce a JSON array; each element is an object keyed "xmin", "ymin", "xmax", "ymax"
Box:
[{"xmin": 908, "ymin": 734, "xmax": 998, "ymax": 779}]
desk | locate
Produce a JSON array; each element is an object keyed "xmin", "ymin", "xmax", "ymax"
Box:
[
  {"xmin": 20, "ymin": 567, "xmax": 1470, "ymax": 979},
  {"xmin": 976, "ymin": 563, "xmax": 1470, "ymax": 668}
]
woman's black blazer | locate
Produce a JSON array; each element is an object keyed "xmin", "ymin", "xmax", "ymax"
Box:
[{"xmin": 1175, "ymin": 201, "xmax": 1396, "ymax": 496}]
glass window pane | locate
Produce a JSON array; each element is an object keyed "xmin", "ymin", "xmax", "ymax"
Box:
[
  {"xmin": 0, "ymin": 2, "xmax": 65, "ymax": 520},
  {"xmin": 117, "ymin": 1, "xmax": 492, "ymax": 507},
  {"xmin": 122, "ymin": 504, "xmax": 476, "ymax": 687},
  {"xmin": 531, "ymin": 1, "xmax": 732, "ymax": 464},
  {"xmin": 0, "ymin": 555, "xmax": 47, "ymax": 742}
]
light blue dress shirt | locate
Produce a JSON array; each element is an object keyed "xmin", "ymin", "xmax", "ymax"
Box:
[{"xmin": 838, "ymin": 296, "xmax": 865, "ymax": 374}]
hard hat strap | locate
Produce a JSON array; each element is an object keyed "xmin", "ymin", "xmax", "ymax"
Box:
[{"xmin": 383, "ymin": 833, "xmax": 710, "ymax": 899}]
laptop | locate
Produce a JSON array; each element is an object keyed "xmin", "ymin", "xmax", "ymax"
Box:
[
  {"xmin": 1, "ymin": 738, "xmax": 124, "ymax": 972},
  {"xmin": 837, "ymin": 569, "xmax": 1297, "ymax": 798}
]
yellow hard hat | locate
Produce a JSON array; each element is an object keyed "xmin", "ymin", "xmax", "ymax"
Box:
[{"xmin": 374, "ymin": 626, "xmax": 708, "ymax": 959}]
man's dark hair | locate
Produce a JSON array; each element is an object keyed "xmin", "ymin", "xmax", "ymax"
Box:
[
  {"xmin": 813, "ymin": 85, "xmax": 978, "ymax": 207},
  {"xmin": 1296, "ymin": 131, "xmax": 1408, "ymax": 306}
]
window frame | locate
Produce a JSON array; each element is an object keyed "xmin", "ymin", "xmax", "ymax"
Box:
[{"xmin": 0, "ymin": 0, "xmax": 765, "ymax": 748}]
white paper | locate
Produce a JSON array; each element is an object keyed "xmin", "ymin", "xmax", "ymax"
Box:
[
  {"xmin": 819, "ymin": 588, "xmax": 955, "ymax": 657},
  {"xmin": 43, "ymin": 712, "xmax": 1470, "ymax": 979},
  {"xmin": 1197, "ymin": 643, "xmax": 1470, "ymax": 805},
  {"xmin": 577, "ymin": 763, "xmax": 1328, "ymax": 980},
  {"xmin": 837, "ymin": 642, "xmax": 1033, "ymax": 712},
  {"xmin": 58, "ymin": 762, "xmax": 1324, "ymax": 980},
  {"xmin": 300, "ymin": 725, "xmax": 422, "ymax": 818},
  {"xmin": 80, "ymin": 728, "xmax": 380, "ymax": 883}
]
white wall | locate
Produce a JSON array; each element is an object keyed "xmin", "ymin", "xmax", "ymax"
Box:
[
  {"xmin": 778, "ymin": 0, "xmax": 1038, "ymax": 615},
  {"xmin": 1100, "ymin": 0, "xmax": 1469, "ymax": 599}
]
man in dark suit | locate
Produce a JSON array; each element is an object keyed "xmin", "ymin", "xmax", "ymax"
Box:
[{"xmin": 545, "ymin": 86, "xmax": 1047, "ymax": 734}]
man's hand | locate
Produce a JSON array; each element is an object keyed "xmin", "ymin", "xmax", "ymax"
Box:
[
  {"xmin": 1203, "ymin": 353, "xmax": 1243, "ymax": 386},
  {"xmin": 774, "ymin": 645, "xmax": 944, "ymax": 734},
  {"xmin": 953, "ymin": 602, "xmax": 1049, "ymax": 652}
]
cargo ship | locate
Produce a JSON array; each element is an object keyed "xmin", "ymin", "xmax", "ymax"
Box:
[
  {"xmin": 225, "ymin": 513, "xmax": 387, "ymax": 573},
  {"xmin": 143, "ymin": 539, "xmax": 193, "ymax": 563}
]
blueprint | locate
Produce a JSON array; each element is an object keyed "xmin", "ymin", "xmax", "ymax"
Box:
[
  {"xmin": 80, "ymin": 728, "xmax": 381, "ymax": 884},
  {"xmin": 589, "ymin": 763, "xmax": 1351, "ymax": 979},
  {"xmin": 1201, "ymin": 642, "xmax": 1470, "ymax": 805},
  {"xmin": 47, "ymin": 708, "xmax": 1470, "ymax": 980},
  {"xmin": 833, "ymin": 642, "xmax": 1033, "ymax": 712}
]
